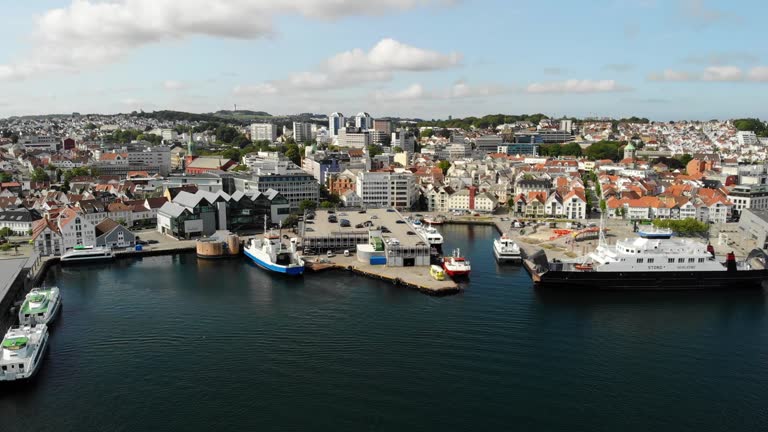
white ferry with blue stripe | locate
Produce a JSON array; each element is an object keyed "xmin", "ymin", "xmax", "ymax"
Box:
[{"xmin": 244, "ymin": 223, "xmax": 304, "ymax": 276}]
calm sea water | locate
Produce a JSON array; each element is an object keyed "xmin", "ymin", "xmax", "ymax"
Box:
[{"xmin": 1, "ymin": 224, "xmax": 768, "ymax": 431}]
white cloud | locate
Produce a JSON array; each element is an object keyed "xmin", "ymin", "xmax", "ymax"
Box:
[
  {"xmin": 326, "ymin": 38, "xmax": 461, "ymax": 73},
  {"xmin": 525, "ymin": 79, "xmax": 630, "ymax": 94},
  {"xmin": 234, "ymin": 38, "xmax": 460, "ymax": 95},
  {"xmin": 684, "ymin": 52, "xmax": 759, "ymax": 65},
  {"xmin": 372, "ymin": 80, "xmax": 509, "ymax": 102},
  {"xmin": 681, "ymin": 0, "xmax": 737, "ymax": 26},
  {"xmin": 233, "ymin": 83, "xmax": 279, "ymax": 96},
  {"xmin": 373, "ymin": 83, "xmax": 428, "ymax": 101},
  {"xmin": 648, "ymin": 69, "xmax": 696, "ymax": 81},
  {"xmin": 0, "ymin": 0, "xmax": 449, "ymax": 80},
  {"xmin": 748, "ymin": 66, "xmax": 768, "ymax": 82},
  {"xmin": 701, "ymin": 66, "xmax": 742, "ymax": 81},
  {"xmin": 163, "ymin": 80, "xmax": 186, "ymax": 90}
]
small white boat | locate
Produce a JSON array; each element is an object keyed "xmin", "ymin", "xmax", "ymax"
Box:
[
  {"xmin": 493, "ymin": 234, "xmax": 522, "ymax": 263},
  {"xmin": 19, "ymin": 287, "xmax": 62, "ymax": 326},
  {"xmin": 0, "ymin": 325, "xmax": 49, "ymax": 382},
  {"xmin": 60, "ymin": 245, "xmax": 114, "ymax": 263}
]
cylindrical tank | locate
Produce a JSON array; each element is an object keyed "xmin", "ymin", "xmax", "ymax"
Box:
[
  {"xmin": 227, "ymin": 234, "xmax": 240, "ymax": 255},
  {"xmin": 196, "ymin": 239, "xmax": 224, "ymax": 258}
]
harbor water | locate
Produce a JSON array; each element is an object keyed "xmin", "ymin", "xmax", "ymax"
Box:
[{"xmin": 2, "ymin": 224, "xmax": 768, "ymax": 431}]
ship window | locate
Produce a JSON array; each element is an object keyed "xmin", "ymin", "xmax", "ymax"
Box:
[
  {"xmin": 637, "ymin": 258, "xmax": 643, "ymax": 263},
  {"xmin": 18, "ymin": 364, "xmax": 23, "ymax": 369},
  {"xmin": 698, "ymin": 258, "xmax": 705, "ymax": 263},
  {"xmin": 669, "ymin": 258, "xmax": 675, "ymax": 263},
  {"xmin": 688, "ymin": 258, "xmax": 695, "ymax": 263},
  {"xmin": 678, "ymin": 258, "xmax": 685, "ymax": 263},
  {"xmin": 647, "ymin": 258, "xmax": 654, "ymax": 263},
  {"xmin": 1, "ymin": 365, "xmax": 5, "ymax": 371}
]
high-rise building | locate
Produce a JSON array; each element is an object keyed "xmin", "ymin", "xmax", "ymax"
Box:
[
  {"xmin": 329, "ymin": 112, "xmax": 345, "ymax": 138},
  {"xmin": 250, "ymin": 123, "xmax": 277, "ymax": 142},
  {"xmin": 355, "ymin": 112, "xmax": 373, "ymax": 130},
  {"xmin": 372, "ymin": 119, "xmax": 392, "ymax": 134},
  {"xmin": 293, "ymin": 122, "xmax": 313, "ymax": 143},
  {"xmin": 337, "ymin": 128, "xmax": 371, "ymax": 148}
]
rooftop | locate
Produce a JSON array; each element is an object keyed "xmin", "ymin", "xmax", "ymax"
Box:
[{"xmin": 306, "ymin": 208, "xmax": 427, "ymax": 248}]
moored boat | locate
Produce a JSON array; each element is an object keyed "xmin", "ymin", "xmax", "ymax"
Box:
[
  {"xmin": 422, "ymin": 215, "xmax": 445, "ymax": 225},
  {"xmin": 244, "ymin": 222, "xmax": 304, "ymax": 276},
  {"xmin": 415, "ymin": 224, "xmax": 444, "ymax": 247},
  {"xmin": 19, "ymin": 288, "xmax": 62, "ymax": 326},
  {"xmin": 493, "ymin": 234, "xmax": 522, "ymax": 263},
  {"xmin": 60, "ymin": 246, "xmax": 114, "ymax": 264},
  {"xmin": 443, "ymin": 248, "xmax": 471, "ymax": 278},
  {"xmin": 523, "ymin": 223, "xmax": 768, "ymax": 290},
  {"xmin": 0, "ymin": 325, "xmax": 49, "ymax": 382}
]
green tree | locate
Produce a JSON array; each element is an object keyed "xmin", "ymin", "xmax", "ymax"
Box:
[
  {"xmin": 393, "ymin": 146, "xmax": 403, "ymax": 153},
  {"xmin": 584, "ymin": 140, "xmax": 622, "ymax": 161},
  {"xmin": 599, "ymin": 199, "xmax": 607, "ymax": 212},
  {"xmin": 320, "ymin": 201, "xmax": 335, "ymax": 209},
  {"xmin": 652, "ymin": 218, "xmax": 709, "ymax": 236},
  {"xmin": 366, "ymin": 145, "xmax": 383, "ymax": 157},
  {"xmin": 299, "ymin": 200, "xmax": 317, "ymax": 212},
  {"xmin": 420, "ymin": 129, "xmax": 434, "ymax": 138},
  {"xmin": 31, "ymin": 167, "xmax": 50, "ymax": 182},
  {"xmin": 221, "ymin": 148, "xmax": 242, "ymax": 161},
  {"xmin": 231, "ymin": 164, "xmax": 249, "ymax": 172},
  {"xmin": 282, "ymin": 214, "xmax": 299, "ymax": 227},
  {"xmin": 677, "ymin": 153, "xmax": 693, "ymax": 167},
  {"xmin": 0, "ymin": 172, "xmax": 12, "ymax": 182},
  {"xmin": 560, "ymin": 142, "xmax": 582, "ymax": 156},
  {"xmin": 214, "ymin": 125, "xmax": 239, "ymax": 143},
  {"xmin": 284, "ymin": 142, "xmax": 301, "ymax": 165},
  {"xmin": 232, "ymin": 134, "xmax": 251, "ymax": 148},
  {"xmin": 0, "ymin": 227, "xmax": 12, "ymax": 237},
  {"xmin": 438, "ymin": 160, "xmax": 451, "ymax": 175}
]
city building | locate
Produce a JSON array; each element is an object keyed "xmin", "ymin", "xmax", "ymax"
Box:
[
  {"xmin": 337, "ymin": 128, "xmax": 371, "ymax": 148},
  {"xmin": 391, "ymin": 130, "xmax": 415, "ymax": 153},
  {"xmin": 185, "ymin": 156, "xmax": 238, "ymax": 175},
  {"xmin": 354, "ymin": 112, "xmax": 373, "ymax": 130},
  {"xmin": 293, "ymin": 122, "xmax": 313, "ymax": 143},
  {"xmin": 738, "ymin": 209, "xmax": 768, "ymax": 250},
  {"xmin": 727, "ymin": 184, "xmax": 768, "ymax": 213},
  {"xmin": 94, "ymin": 218, "xmax": 136, "ymax": 248},
  {"xmin": 475, "ymin": 135, "xmax": 503, "ymax": 153},
  {"xmin": 250, "ymin": 123, "xmax": 277, "ymax": 142},
  {"xmin": 329, "ymin": 112, "xmax": 345, "ymax": 138},
  {"xmin": 18, "ymin": 135, "xmax": 59, "ymax": 151},
  {"xmin": 233, "ymin": 172, "xmax": 319, "ymax": 212},
  {"xmin": 737, "ymin": 131, "xmax": 759, "ymax": 146},
  {"xmin": 0, "ymin": 208, "xmax": 42, "ymax": 235},
  {"xmin": 355, "ymin": 171, "xmax": 416, "ymax": 209}
]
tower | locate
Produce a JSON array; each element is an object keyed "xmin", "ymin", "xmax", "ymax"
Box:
[
  {"xmin": 623, "ymin": 142, "xmax": 636, "ymax": 161},
  {"xmin": 187, "ymin": 127, "xmax": 196, "ymax": 157}
]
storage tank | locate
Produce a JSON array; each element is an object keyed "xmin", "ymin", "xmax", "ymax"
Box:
[{"xmin": 226, "ymin": 234, "xmax": 240, "ymax": 255}]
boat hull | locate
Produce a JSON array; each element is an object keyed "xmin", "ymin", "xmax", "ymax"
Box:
[
  {"xmin": 443, "ymin": 266, "xmax": 470, "ymax": 277},
  {"xmin": 244, "ymin": 249, "xmax": 304, "ymax": 276},
  {"xmin": 523, "ymin": 261, "xmax": 768, "ymax": 290},
  {"xmin": 493, "ymin": 247, "xmax": 521, "ymax": 263}
]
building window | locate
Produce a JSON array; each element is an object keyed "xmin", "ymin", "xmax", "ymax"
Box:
[
  {"xmin": 678, "ymin": 258, "xmax": 685, "ymax": 263},
  {"xmin": 688, "ymin": 258, "xmax": 695, "ymax": 263}
]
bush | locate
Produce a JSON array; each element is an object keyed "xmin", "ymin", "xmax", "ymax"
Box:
[{"xmin": 652, "ymin": 218, "xmax": 709, "ymax": 236}]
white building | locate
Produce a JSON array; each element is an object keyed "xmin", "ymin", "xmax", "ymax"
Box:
[
  {"xmin": 355, "ymin": 171, "xmax": 416, "ymax": 209},
  {"xmin": 475, "ymin": 135, "xmax": 503, "ymax": 153},
  {"xmin": 354, "ymin": 112, "xmax": 373, "ymax": 130},
  {"xmin": 250, "ymin": 123, "xmax": 277, "ymax": 142},
  {"xmin": 728, "ymin": 184, "xmax": 768, "ymax": 213},
  {"xmin": 329, "ymin": 112, "xmax": 345, "ymax": 138},
  {"xmin": 127, "ymin": 146, "xmax": 171, "ymax": 176},
  {"xmin": 391, "ymin": 130, "xmax": 415, "ymax": 153},
  {"xmin": 737, "ymin": 131, "xmax": 759, "ymax": 146},
  {"xmin": 19, "ymin": 135, "xmax": 58, "ymax": 151},
  {"xmin": 338, "ymin": 128, "xmax": 371, "ymax": 148},
  {"xmin": 160, "ymin": 129, "xmax": 178, "ymax": 142}
]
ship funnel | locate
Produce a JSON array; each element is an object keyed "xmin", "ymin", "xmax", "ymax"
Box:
[{"xmin": 726, "ymin": 251, "xmax": 736, "ymax": 272}]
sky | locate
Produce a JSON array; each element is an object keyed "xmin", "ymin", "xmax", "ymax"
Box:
[{"xmin": 0, "ymin": 0, "xmax": 766, "ymax": 121}]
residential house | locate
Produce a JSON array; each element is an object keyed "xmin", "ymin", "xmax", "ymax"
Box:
[{"xmin": 95, "ymin": 218, "xmax": 136, "ymax": 249}]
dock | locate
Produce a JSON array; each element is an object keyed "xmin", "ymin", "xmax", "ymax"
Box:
[{"xmin": 305, "ymin": 255, "xmax": 460, "ymax": 295}]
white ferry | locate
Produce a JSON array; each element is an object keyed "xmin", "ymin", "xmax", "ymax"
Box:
[
  {"xmin": 60, "ymin": 245, "xmax": 115, "ymax": 264},
  {"xmin": 19, "ymin": 287, "xmax": 62, "ymax": 326},
  {"xmin": 415, "ymin": 224, "xmax": 444, "ymax": 246},
  {"xmin": 493, "ymin": 234, "xmax": 522, "ymax": 263},
  {"xmin": 524, "ymin": 223, "xmax": 768, "ymax": 290},
  {"xmin": 244, "ymin": 222, "xmax": 304, "ymax": 276},
  {"xmin": 0, "ymin": 325, "xmax": 49, "ymax": 381}
]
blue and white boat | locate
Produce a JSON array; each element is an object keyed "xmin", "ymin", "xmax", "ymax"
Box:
[
  {"xmin": 637, "ymin": 226, "xmax": 674, "ymax": 239},
  {"xmin": 244, "ymin": 222, "xmax": 305, "ymax": 276}
]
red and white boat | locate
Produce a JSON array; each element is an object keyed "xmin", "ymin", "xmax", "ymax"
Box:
[
  {"xmin": 443, "ymin": 248, "xmax": 471, "ymax": 277},
  {"xmin": 422, "ymin": 215, "xmax": 445, "ymax": 225}
]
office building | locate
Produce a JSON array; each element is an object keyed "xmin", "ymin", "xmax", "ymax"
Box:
[
  {"xmin": 250, "ymin": 123, "xmax": 277, "ymax": 142},
  {"xmin": 354, "ymin": 112, "xmax": 373, "ymax": 130},
  {"xmin": 293, "ymin": 122, "xmax": 313, "ymax": 143},
  {"xmin": 475, "ymin": 135, "xmax": 503, "ymax": 153},
  {"xmin": 329, "ymin": 112, "xmax": 345, "ymax": 138}
]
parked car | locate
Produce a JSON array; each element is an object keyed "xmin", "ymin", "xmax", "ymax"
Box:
[
  {"xmin": 396, "ymin": 220, "xmax": 406, "ymax": 224},
  {"xmin": 406, "ymin": 231, "xmax": 416, "ymax": 235},
  {"xmin": 386, "ymin": 209, "xmax": 395, "ymax": 212},
  {"xmin": 340, "ymin": 219, "xmax": 350, "ymax": 227},
  {"xmin": 357, "ymin": 210, "xmax": 367, "ymax": 214},
  {"xmin": 147, "ymin": 240, "xmax": 159, "ymax": 244}
]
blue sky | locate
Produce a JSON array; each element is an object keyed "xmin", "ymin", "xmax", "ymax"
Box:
[{"xmin": 0, "ymin": 0, "xmax": 765, "ymax": 120}]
